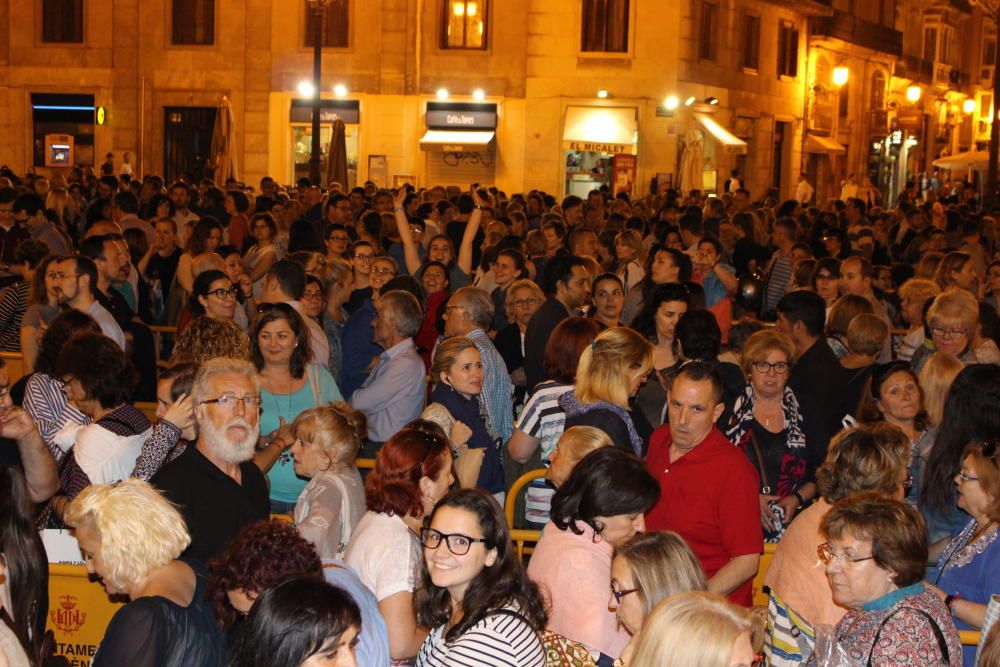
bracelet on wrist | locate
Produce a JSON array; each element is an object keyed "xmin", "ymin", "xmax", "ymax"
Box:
[{"xmin": 793, "ymin": 491, "xmax": 806, "ymax": 508}]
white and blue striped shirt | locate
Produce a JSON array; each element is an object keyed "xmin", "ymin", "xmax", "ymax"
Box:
[{"xmin": 416, "ymin": 607, "xmax": 545, "ymax": 667}]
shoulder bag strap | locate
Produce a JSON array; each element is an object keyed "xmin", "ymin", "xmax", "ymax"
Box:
[
  {"xmin": 747, "ymin": 428, "xmax": 771, "ymax": 495},
  {"xmin": 866, "ymin": 606, "xmax": 949, "ymax": 667}
]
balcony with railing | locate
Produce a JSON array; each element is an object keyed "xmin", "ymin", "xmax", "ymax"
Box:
[
  {"xmin": 896, "ymin": 55, "xmax": 971, "ymax": 91},
  {"xmin": 809, "ymin": 10, "xmax": 903, "ymax": 57}
]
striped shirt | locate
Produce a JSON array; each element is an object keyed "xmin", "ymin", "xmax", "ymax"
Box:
[
  {"xmin": 514, "ymin": 381, "xmax": 572, "ymax": 525},
  {"xmin": 763, "ymin": 252, "xmax": 793, "ymax": 314},
  {"xmin": 416, "ymin": 607, "xmax": 545, "ymax": 667}
]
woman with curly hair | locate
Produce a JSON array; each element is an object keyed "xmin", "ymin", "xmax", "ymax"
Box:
[
  {"xmin": 171, "ymin": 315, "xmax": 251, "ymax": 363},
  {"xmin": 416, "ymin": 489, "xmax": 547, "ymax": 666},
  {"xmin": 208, "ymin": 520, "xmax": 389, "ymax": 666},
  {"xmin": 64, "ymin": 480, "xmax": 226, "ymax": 667}
]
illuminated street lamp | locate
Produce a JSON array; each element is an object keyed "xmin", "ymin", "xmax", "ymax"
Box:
[
  {"xmin": 664, "ymin": 96, "xmax": 679, "ymax": 111},
  {"xmin": 306, "ymin": 0, "xmax": 332, "ymax": 186},
  {"xmin": 833, "ymin": 66, "xmax": 849, "ymax": 87},
  {"xmin": 964, "ymin": 98, "xmax": 977, "ymax": 114},
  {"xmin": 906, "ymin": 85, "xmax": 922, "ymax": 104}
]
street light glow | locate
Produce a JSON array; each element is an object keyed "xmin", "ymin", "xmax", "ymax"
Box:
[
  {"xmin": 333, "ymin": 83, "xmax": 348, "ymax": 97},
  {"xmin": 833, "ymin": 66, "xmax": 849, "ymax": 87},
  {"xmin": 297, "ymin": 80, "xmax": 316, "ymax": 98},
  {"xmin": 473, "ymin": 88, "xmax": 486, "ymax": 101},
  {"xmin": 597, "ymin": 89, "xmax": 609, "ymax": 98},
  {"xmin": 685, "ymin": 96, "xmax": 696, "ymax": 106},
  {"xmin": 906, "ymin": 85, "xmax": 922, "ymax": 103},
  {"xmin": 436, "ymin": 88, "xmax": 449, "ymax": 100},
  {"xmin": 964, "ymin": 98, "xmax": 977, "ymax": 114},
  {"xmin": 664, "ymin": 96, "xmax": 679, "ymax": 110}
]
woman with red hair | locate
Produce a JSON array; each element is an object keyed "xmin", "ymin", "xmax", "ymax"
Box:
[{"xmin": 343, "ymin": 426, "xmax": 455, "ymax": 663}]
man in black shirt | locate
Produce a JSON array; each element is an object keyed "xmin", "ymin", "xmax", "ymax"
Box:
[
  {"xmin": 523, "ymin": 255, "xmax": 593, "ymax": 391},
  {"xmin": 777, "ymin": 290, "xmax": 849, "ymax": 475},
  {"xmin": 152, "ymin": 358, "xmax": 269, "ymax": 564}
]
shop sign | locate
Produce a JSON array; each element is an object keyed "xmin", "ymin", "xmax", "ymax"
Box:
[
  {"xmin": 426, "ymin": 104, "xmax": 498, "ymax": 130},
  {"xmin": 564, "ymin": 141, "xmax": 637, "ymax": 155},
  {"xmin": 289, "ymin": 100, "xmax": 360, "ymax": 125},
  {"xmin": 613, "ymin": 154, "xmax": 637, "ymax": 196}
]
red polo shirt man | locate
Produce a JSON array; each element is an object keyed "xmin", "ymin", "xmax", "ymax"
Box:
[{"xmin": 645, "ymin": 362, "xmax": 762, "ymax": 606}]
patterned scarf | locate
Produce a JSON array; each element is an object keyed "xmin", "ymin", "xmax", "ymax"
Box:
[
  {"xmin": 559, "ymin": 392, "xmax": 644, "ymax": 458},
  {"xmin": 725, "ymin": 384, "xmax": 807, "ymax": 497}
]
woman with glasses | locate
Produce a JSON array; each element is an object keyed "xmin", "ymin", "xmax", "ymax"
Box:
[
  {"xmin": 925, "ymin": 441, "xmax": 1000, "ymax": 666},
  {"xmin": 186, "ymin": 269, "xmax": 238, "ymax": 326},
  {"xmin": 415, "ymin": 488, "xmax": 547, "ymax": 666},
  {"xmin": 527, "ymin": 447, "xmax": 659, "ymax": 663},
  {"xmin": 725, "ymin": 330, "xmax": 812, "ymax": 540},
  {"xmin": 301, "ymin": 274, "xmax": 327, "ymax": 322},
  {"xmin": 250, "ymin": 305, "xmax": 343, "ymax": 515},
  {"xmin": 494, "ymin": 278, "xmax": 543, "ymax": 399},
  {"xmin": 912, "ymin": 288, "xmax": 1000, "ymax": 374},
  {"xmin": 821, "ymin": 493, "xmax": 960, "ymax": 666},
  {"xmin": 810, "ymin": 257, "xmax": 841, "ymax": 320},
  {"xmin": 763, "ymin": 424, "xmax": 910, "ymax": 664},
  {"xmin": 608, "ymin": 531, "xmax": 706, "ymax": 666},
  {"xmin": 243, "ymin": 213, "xmax": 280, "ymax": 300},
  {"xmin": 344, "ymin": 427, "xmax": 455, "ymax": 662}
]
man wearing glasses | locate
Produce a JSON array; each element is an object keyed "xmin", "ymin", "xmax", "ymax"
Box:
[{"xmin": 152, "ymin": 358, "xmax": 269, "ymax": 563}]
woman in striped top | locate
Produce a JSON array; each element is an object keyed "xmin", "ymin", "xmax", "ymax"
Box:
[{"xmin": 415, "ymin": 489, "xmax": 546, "ymax": 667}]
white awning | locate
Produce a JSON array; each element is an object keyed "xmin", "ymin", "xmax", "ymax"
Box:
[
  {"xmin": 932, "ymin": 150, "xmax": 989, "ymax": 171},
  {"xmin": 805, "ymin": 133, "xmax": 846, "ymax": 155},
  {"xmin": 562, "ymin": 106, "xmax": 637, "ymax": 154},
  {"xmin": 694, "ymin": 114, "xmax": 748, "ymax": 154},
  {"xmin": 419, "ymin": 130, "xmax": 495, "ymax": 152}
]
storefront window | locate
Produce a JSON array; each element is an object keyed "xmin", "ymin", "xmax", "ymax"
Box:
[{"xmin": 291, "ymin": 125, "xmax": 359, "ymax": 188}]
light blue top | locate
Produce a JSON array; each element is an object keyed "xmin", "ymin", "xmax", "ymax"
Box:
[
  {"xmin": 260, "ymin": 362, "xmax": 343, "ymax": 503},
  {"xmin": 322, "ymin": 559, "xmax": 391, "ymax": 667}
]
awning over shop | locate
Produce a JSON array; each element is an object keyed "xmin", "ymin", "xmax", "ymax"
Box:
[
  {"xmin": 694, "ymin": 114, "xmax": 748, "ymax": 155},
  {"xmin": 562, "ymin": 106, "xmax": 637, "ymax": 155},
  {"xmin": 805, "ymin": 133, "xmax": 846, "ymax": 155},
  {"xmin": 932, "ymin": 150, "xmax": 989, "ymax": 171},
  {"xmin": 419, "ymin": 130, "xmax": 495, "ymax": 152}
]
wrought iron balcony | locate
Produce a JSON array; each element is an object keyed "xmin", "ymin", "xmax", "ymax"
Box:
[{"xmin": 809, "ymin": 10, "xmax": 903, "ymax": 57}]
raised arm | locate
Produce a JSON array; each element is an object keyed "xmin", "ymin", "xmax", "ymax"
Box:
[
  {"xmin": 456, "ymin": 189, "xmax": 486, "ymax": 276},
  {"xmin": 393, "ymin": 189, "xmax": 424, "ymax": 275},
  {"xmin": 0, "ymin": 408, "xmax": 59, "ymax": 503}
]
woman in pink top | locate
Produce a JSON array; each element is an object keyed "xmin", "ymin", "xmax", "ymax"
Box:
[
  {"xmin": 527, "ymin": 447, "xmax": 659, "ymax": 662},
  {"xmin": 764, "ymin": 423, "xmax": 910, "ymax": 665}
]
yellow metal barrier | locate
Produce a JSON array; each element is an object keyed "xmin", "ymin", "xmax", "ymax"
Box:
[
  {"xmin": 134, "ymin": 401, "xmax": 159, "ymax": 423},
  {"xmin": 752, "ymin": 543, "xmax": 777, "ymax": 607},
  {"xmin": 960, "ymin": 630, "xmax": 981, "ymax": 646},
  {"xmin": 357, "ymin": 458, "xmax": 375, "ymax": 470},
  {"xmin": 504, "ymin": 469, "xmax": 546, "ymax": 528},
  {"xmin": 1, "ymin": 352, "xmax": 24, "ymax": 385},
  {"xmin": 47, "ymin": 563, "xmax": 125, "ymax": 663}
]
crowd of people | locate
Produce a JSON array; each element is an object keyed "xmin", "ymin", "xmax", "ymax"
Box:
[{"xmin": 0, "ymin": 163, "xmax": 999, "ymax": 666}]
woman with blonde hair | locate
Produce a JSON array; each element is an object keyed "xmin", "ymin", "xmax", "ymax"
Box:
[
  {"xmin": 907, "ymin": 352, "xmax": 965, "ymax": 505},
  {"xmin": 916, "ymin": 251, "xmax": 945, "ymax": 281},
  {"xmin": 64, "ymin": 479, "xmax": 226, "ymax": 665},
  {"xmin": 824, "ymin": 294, "xmax": 873, "ymax": 359},
  {"xmin": 615, "ymin": 230, "xmax": 645, "ymax": 293},
  {"xmin": 934, "ymin": 250, "xmax": 978, "ymax": 292},
  {"xmin": 630, "ymin": 591, "xmax": 758, "ymax": 667},
  {"xmin": 911, "ymin": 288, "xmax": 1000, "ymax": 373},
  {"xmin": 561, "ymin": 326, "xmax": 654, "ymax": 456},
  {"xmin": 545, "ymin": 425, "xmax": 612, "ymax": 488},
  {"xmin": 897, "ymin": 278, "xmax": 941, "ymax": 361},
  {"xmin": 423, "ymin": 335, "xmax": 504, "ymax": 495},
  {"xmin": 610, "ymin": 532, "xmax": 707, "ymax": 666},
  {"xmin": 288, "ymin": 402, "xmax": 368, "ymax": 560}
]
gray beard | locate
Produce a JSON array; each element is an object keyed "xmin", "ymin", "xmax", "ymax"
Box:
[{"xmin": 200, "ymin": 417, "xmax": 258, "ymax": 464}]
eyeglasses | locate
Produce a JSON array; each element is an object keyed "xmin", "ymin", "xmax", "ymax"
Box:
[
  {"xmin": 302, "ymin": 290, "xmax": 324, "ymax": 299},
  {"xmin": 206, "ymin": 287, "xmax": 238, "ymax": 299},
  {"xmin": 352, "ymin": 253, "xmax": 374, "ymax": 261},
  {"xmin": 371, "ymin": 267, "xmax": 396, "ymax": 276},
  {"xmin": 510, "ymin": 298, "xmax": 539, "ymax": 308},
  {"xmin": 817, "ymin": 542, "xmax": 875, "ymax": 566},
  {"xmin": 752, "ymin": 361, "xmax": 790, "ymax": 374},
  {"xmin": 420, "ymin": 528, "xmax": 487, "ymax": 556},
  {"xmin": 931, "ymin": 326, "xmax": 967, "ymax": 339},
  {"xmin": 200, "ymin": 395, "xmax": 262, "ymax": 409},
  {"xmin": 957, "ymin": 470, "xmax": 981, "ymax": 483},
  {"xmin": 610, "ymin": 582, "xmax": 638, "ymax": 604}
]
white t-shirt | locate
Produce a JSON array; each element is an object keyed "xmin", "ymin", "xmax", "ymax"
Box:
[
  {"xmin": 343, "ymin": 511, "xmax": 421, "ymax": 601},
  {"xmin": 84, "ymin": 301, "xmax": 126, "ymax": 350}
]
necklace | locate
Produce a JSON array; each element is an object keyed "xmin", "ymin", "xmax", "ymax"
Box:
[{"xmin": 970, "ymin": 520, "xmax": 996, "ymax": 545}]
